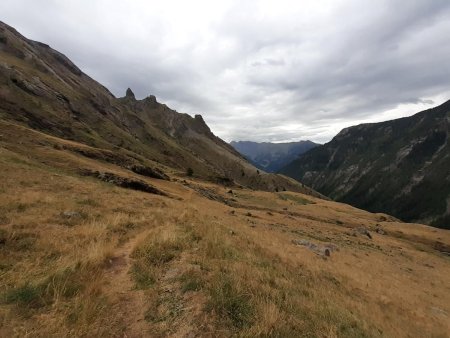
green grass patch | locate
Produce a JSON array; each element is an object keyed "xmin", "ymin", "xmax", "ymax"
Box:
[
  {"xmin": 208, "ymin": 272, "xmax": 254, "ymax": 329},
  {"xmin": 131, "ymin": 261, "xmax": 157, "ymax": 290},
  {"xmin": 278, "ymin": 192, "xmax": 312, "ymax": 205},
  {"xmin": 179, "ymin": 269, "xmax": 203, "ymax": 293},
  {"xmin": 132, "ymin": 238, "xmax": 183, "ymax": 266},
  {"xmin": 131, "ymin": 231, "xmax": 185, "ymax": 289},
  {"xmin": 0, "ymin": 231, "xmax": 38, "ymax": 251},
  {"xmin": 4, "ymin": 282, "xmax": 44, "ymax": 308},
  {"xmin": 0, "ymin": 201, "xmax": 35, "ymax": 214},
  {"xmin": 2, "ymin": 265, "xmax": 93, "ymax": 312},
  {"xmin": 76, "ymin": 198, "xmax": 100, "ymax": 207}
]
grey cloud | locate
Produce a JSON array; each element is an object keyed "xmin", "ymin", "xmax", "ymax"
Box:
[{"xmin": 1, "ymin": 0, "xmax": 449, "ymax": 143}]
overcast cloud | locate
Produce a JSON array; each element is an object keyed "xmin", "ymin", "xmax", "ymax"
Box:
[{"xmin": 1, "ymin": 0, "xmax": 449, "ymax": 143}]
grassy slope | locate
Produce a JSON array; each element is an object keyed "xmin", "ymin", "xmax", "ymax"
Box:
[{"xmin": 1, "ymin": 122, "xmax": 450, "ymax": 337}]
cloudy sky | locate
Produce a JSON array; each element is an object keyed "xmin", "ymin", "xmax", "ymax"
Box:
[{"xmin": 1, "ymin": 0, "xmax": 449, "ymax": 143}]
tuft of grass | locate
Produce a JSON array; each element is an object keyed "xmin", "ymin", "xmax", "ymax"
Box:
[
  {"xmin": 0, "ymin": 201, "xmax": 33, "ymax": 214},
  {"xmin": 76, "ymin": 198, "xmax": 100, "ymax": 207},
  {"xmin": 43, "ymin": 267, "xmax": 88, "ymax": 300},
  {"xmin": 131, "ymin": 229, "xmax": 185, "ymax": 289},
  {"xmin": 179, "ymin": 269, "xmax": 203, "ymax": 293},
  {"xmin": 0, "ymin": 214, "xmax": 10, "ymax": 224},
  {"xmin": 4, "ymin": 282, "xmax": 44, "ymax": 308},
  {"xmin": 0, "ymin": 228, "xmax": 8, "ymax": 243},
  {"xmin": 15, "ymin": 202, "xmax": 29, "ymax": 212},
  {"xmin": 208, "ymin": 272, "xmax": 254, "ymax": 329},
  {"xmin": 66, "ymin": 293, "xmax": 108, "ymax": 327},
  {"xmin": 2, "ymin": 231, "xmax": 38, "ymax": 251},
  {"xmin": 2, "ymin": 265, "xmax": 95, "ymax": 310},
  {"xmin": 194, "ymin": 223, "xmax": 239, "ymax": 260},
  {"xmin": 131, "ymin": 262, "xmax": 157, "ymax": 290},
  {"xmin": 132, "ymin": 237, "xmax": 183, "ymax": 266}
]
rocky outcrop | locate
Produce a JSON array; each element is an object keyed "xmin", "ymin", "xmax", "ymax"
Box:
[{"xmin": 79, "ymin": 169, "xmax": 166, "ymax": 195}]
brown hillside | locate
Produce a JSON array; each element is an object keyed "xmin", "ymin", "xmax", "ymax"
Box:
[{"xmin": 0, "ymin": 120, "xmax": 449, "ymax": 337}]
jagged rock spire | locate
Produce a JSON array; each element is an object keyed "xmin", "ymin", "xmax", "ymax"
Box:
[
  {"xmin": 125, "ymin": 87, "xmax": 135, "ymax": 100},
  {"xmin": 194, "ymin": 114, "xmax": 205, "ymax": 122},
  {"xmin": 144, "ymin": 94, "xmax": 157, "ymax": 103}
]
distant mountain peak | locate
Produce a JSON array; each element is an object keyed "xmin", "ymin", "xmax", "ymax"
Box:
[{"xmin": 231, "ymin": 140, "xmax": 319, "ymax": 173}]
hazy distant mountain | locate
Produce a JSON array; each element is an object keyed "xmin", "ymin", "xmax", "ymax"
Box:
[
  {"xmin": 280, "ymin": 101, "xmax": 450, "ymax": 228},
  {"xmin": 230, "ymin": 140, "xmax": 319, "ymax": 173}
]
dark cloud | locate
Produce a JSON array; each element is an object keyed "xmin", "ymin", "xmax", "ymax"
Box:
[{"xmin": 1, "ymin": 0, "xmax": 449, "ymax": 143}]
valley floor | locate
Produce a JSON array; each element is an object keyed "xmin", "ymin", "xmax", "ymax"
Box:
[{"xmin": 1, "ymin": 121, "xmax": 450, "ymax": 337}]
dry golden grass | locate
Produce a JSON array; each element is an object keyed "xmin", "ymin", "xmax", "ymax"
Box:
[{"xmin": 1, "ymin": 121, "xmax": 450, "ymax": 337}]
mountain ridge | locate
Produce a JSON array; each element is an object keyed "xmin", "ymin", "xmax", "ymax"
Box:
[
  {"xmin": 280, "ymin": 100, "xmax": 450, "ymax": 228},
  {"xmin": 0, "ymin": 20, "xmax": 316, "ymax": 195}
]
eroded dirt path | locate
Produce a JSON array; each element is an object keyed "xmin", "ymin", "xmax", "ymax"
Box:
[
  {"xmin": 102, "ymin": 231, "xmax": 153, "ymax": 338},
  {"xmin": 101, "ymin": 227, "xmax": 208, "ymax": 338},
  {"xmin": 152, "ymin": 251, "xmax": 208, "ymax": 338}
]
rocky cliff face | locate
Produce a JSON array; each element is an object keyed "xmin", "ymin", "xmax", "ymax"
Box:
[
  {"xmin": 0, "ymin": 21, "xmax": 313, "ymax": 194},
  {"xmin": 280, "ymin": 101, "xmax": 450, "ymax": 228}
]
